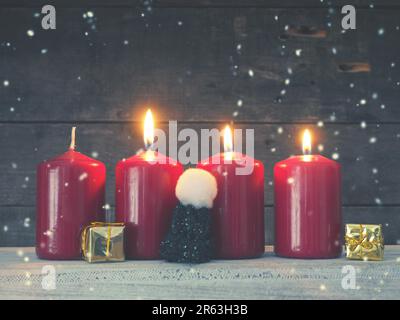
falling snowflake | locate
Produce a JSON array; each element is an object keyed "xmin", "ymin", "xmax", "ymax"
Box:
[
  {"xmin": 237, "ymin": 99, "xmax": 243, "ymax": 107},
  {"xmin": 3, "ymin": 80, "xmax": 9, "ymax": 87},
  {"xmin": 232, "ymin": 111, "xmax": 239, "ymax": 117},
  {"xmin": 360, "ymin": 99, "xmax": 367, "ymax": 105},
  {"xmin": 295, "ymin": 49, "xmax": 302, "ymax": 57},
  {"xmin": 41, "ymin": 48, "xmax": 48, "ymax": 54},
  {"xmin": 27, "ymin": 30, "xmax": 35, "ymax": 37},
  {"xmin": 79, "ymin": 172, "xmax": 88, "ymax": 181},
  {"xmin": 248, "ymin": 69, "xmax": 254, "ymax": 77},
  {"xmin": 24, "ymin": 218, "xmax": 30, "ymax": 228},
  {"xmin": 377, "ymin": 28, "xmax": 385, "ymax": 36},
  {"xmin": 332, "ymin": 153, "xmax": 339, "ymax": 160},
  {"xmin": 277, "ymin": 127, "xmax": 283, "ymax": 134},
  {"xmin": 360, "ymin": 121, "xmax": 367, "ymax": 129},
  {"xmin": 91, "ymin": 151, "xmax": 99, "ymax": 158},
  {"xmin": 369, "ymin": 137, "xmax": 377, "ymax": 144},
  {"xmin": 317, "ymin": 121, "xmax": 324, "ymax": 127},
  {"xmin": 44, "ymin": 230, "xmax": 53, "ymax": 237}
]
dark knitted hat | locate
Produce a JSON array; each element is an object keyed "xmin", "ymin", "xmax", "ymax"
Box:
[{"xmin": 160, "ymin": 169, "xmax": 217, "ymax": 263}]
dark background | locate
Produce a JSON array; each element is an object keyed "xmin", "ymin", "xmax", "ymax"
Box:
[{"xmin": 0, "ymin": 0, "xmax": 399, "ymax": 246}]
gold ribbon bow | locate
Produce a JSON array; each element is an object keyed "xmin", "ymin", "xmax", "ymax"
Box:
[{"xmin": 81, "ymin": 222, "xmax": 125, "ymax": 258}]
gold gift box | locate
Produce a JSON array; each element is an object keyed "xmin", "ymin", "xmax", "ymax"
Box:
[
  {"xmin": 81, "ymin": 222, "xmax": 125, "ymax": 263},
  {"xmin": 345, "ymin": 224, "xmax": 384, "ymax": 261}
]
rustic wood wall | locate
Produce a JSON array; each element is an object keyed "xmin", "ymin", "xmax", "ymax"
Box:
[{"xmin": 1, "ymin": 0, "xmax": 399, "ymax": 246}]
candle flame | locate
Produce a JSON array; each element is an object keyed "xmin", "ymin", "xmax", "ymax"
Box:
[
  {"xmin": 302, "ymin": 129, "xmax": 312, "ymax": 155},
  {"xmin": 224, "ymin": 125, "xmax": 233, "ymax": 161},
  {"xmin": 144, "ymin": 109, "xmax": 154, "ymax": 150}
]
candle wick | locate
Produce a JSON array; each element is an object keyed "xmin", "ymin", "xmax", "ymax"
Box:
[
  {"xmin": 69, "ymin": 127, "xmax": 77, "ymax": 150},
  {"xmin": 145, "ymin": 141, "xmax": 155, "ymax": 152}
]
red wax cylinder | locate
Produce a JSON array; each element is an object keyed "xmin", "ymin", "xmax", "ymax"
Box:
[
  {"xmin": 274, "ymin": 155, "xmax": 342, "ymax": 258},
  {"xmin": 197, "ymin": 153, "xmax": 265, "ymax": 259},
  {"xmin": 115, "ymin": 152, "xmax": 183, "ymax": 259},
  {"xmin": 36, "ymin": 148, "xmax": 106, "ymax": 260}
]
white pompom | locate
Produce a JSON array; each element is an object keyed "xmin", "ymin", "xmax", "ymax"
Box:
[{"xmin": 175, "ymin": 168, "xmax": 218, "ymax": 209}]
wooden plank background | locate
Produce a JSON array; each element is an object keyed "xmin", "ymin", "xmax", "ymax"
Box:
[{"xmin": 0, "ymin": 0, "xmax": 399, "ymax": 245}]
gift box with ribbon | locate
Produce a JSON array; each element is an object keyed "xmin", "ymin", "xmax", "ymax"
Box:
[
  {"xmin": 345, "ymin": 224, "xmax": 384, "ymax": 261},
  {"xmin": 81, "ymin": 222, "xmax": 125, "ymax": 263}
]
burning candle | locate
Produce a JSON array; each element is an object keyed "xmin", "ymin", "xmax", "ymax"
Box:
[
  {"xmin": 197, "ymin": 125, "xmax": 265, "ymax": 259},
  {"xmin": 115, "ymin": 109, "xmax": 183, "ymax": 259},
  {"xmin": 274, "ymin": 129, "xmax": 342, "ymax": 258},
  {"xmin": 36, "ymin": 127, "xmax": 106, "ymax": 259}
]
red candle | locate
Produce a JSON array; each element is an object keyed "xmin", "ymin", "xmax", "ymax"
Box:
[
  {"xmin": 115, "ymin": 110, "xmax": 183, "ymax": 259},
  {"xmin": 36, "ymin": 128, "xmax": 106, "ymax": 259},
  {"xmin": 274, "ymin": 129, "xmax": 342, "ymax": 258},
  {"xmin": 197, "ymin": 125, "xmax": 265, "ymax": 259}
]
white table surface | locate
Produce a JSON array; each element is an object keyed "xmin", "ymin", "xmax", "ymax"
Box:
[{"xmin": 0, "ymin": 246, "xmax": 399, "ymax": 300}]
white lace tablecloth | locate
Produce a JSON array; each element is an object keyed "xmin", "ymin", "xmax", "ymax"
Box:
[{"xmin": 0, "ymin": 246, "xmax": 399, "ymax": 300}]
